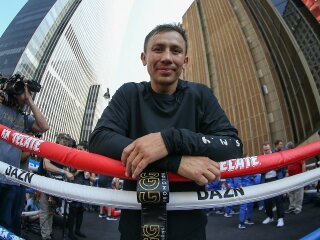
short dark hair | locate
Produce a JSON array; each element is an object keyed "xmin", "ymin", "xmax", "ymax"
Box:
[
  {"xmin": 274, "ymin": 140, "xmax": 282, "ymax": 146},
  {"xmin": 56, "ymin": 133, "xmax": 74, "ymax": 147},
  {"xmin": 78, "ymin": 140, "xmax": 88, "ymax": 150},
  {"xmin": 143, "ymin": 23, "xmax": 188, "ymax": 54}
]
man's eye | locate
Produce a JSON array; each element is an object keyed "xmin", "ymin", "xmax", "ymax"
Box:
[{"xmin": 172, "ymin": 49, "xmax": 182, "ymax": 54}]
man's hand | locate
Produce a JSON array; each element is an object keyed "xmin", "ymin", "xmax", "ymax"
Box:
[
  {"xmin": 121, "ymin": 132, "xmax": 168, "ymax": 178},
  {"xmin": 177, "ymin": 156, "xmax": 220, "ymax": 186}
]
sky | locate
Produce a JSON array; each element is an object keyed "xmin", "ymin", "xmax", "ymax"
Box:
[
  {"xmin": 0, "ymin": 0, "xmax": 194, "ymax": 96},
  {"xmin": 0, "ymin": 0, "xmax": 27, "ymax": 37}
]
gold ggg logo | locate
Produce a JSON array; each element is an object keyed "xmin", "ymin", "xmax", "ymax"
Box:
[
  {"xmin": 138, "ymin": 173, "xmax": 161, "ymax": 203},
  {"xmin": 138, "ymin": 192, "xmax": 161, "ymax": 203},
  {"xmin": 143, "ymin": 225, "xmax": 160, "ymax": 240},
  {"xmin": 139, "ymin": 173, "xmax": 160, "ymax": 191}
]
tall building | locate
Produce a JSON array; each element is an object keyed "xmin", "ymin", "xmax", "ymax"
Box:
[
  {"xmin": 0, "ymin": 0, "xmax": 107, "ymax": 141},
  {"xmin": 79, "ymin": 85, "xmax": 104, "ymax": 142},
  {"xmin": 244, "ymin": 0, "xmax": 320, "ymax": 144},
  {"xmin": 182, "ymin": 0, "xmax": 320, "ymax": 155}
]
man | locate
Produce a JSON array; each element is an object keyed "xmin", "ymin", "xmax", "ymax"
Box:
[
  {"xmin": 237, "ymin": 175, "xmax": 255, "ymax": 229},
  {"xmin": 274, "ymin": 139, "xmax": 284, "ymax": 152},
  {"xmin": 68, "ymin": 141, "xmax": 96, "ymax": 239},
  {"xmin": 89, "ymin": 23, "xmax": 242, "ymax": 239},
  {"xmin": 97, "ymin": 174, "xmax": 117, "ymax": 220},
  {"xmin": 285, "ymin": 141, "xmax": 306, "ymax": 214},
  {"xmin": 39, "ymin": 133, "xmax": 74, "ymax": 240},
  {"xmin": 261, "ymin": 143, "xmax": 285, "ymax": 227},
  {"xmin": 0, "ymin": 75, "xmax": 49, "ymax": 236}
]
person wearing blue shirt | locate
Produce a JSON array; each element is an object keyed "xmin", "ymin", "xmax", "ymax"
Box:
[
  {"xmin": 0, "ymin": 77, "xmax": 49, "ymax": 236},
  {"xmin": 238, "ymin": 175, "xmax": 255, "ymax": 229}
]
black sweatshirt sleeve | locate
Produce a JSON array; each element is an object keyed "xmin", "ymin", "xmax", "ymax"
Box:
[
  {"xmin": 161, "ymin": 128, "xmax": 242, "ymax": 161},
  {"xmin": 161, "ymin": 86, "xmax": 243, "ymax": 161},
  {"xmin": 89, "ymin": 84, "xmax": 132, "ymax": 160}
]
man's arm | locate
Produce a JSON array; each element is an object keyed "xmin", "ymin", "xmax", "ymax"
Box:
[
  {"xmin": 29, "ymin": 102, "xmax": 49, "ymax": 133},
  {"xmin": 23, "ymin": 84, "xmax": 49, "ymax": 133},
  {"xmin": 161, "ymin": 128, "xmax": 242, "ymax": 161},
  {"xmin": 123, "ymin": 86, "xmax": 242, "ymax": 178},
  {"xmin": 43, "ymin": 158, "xmax": 74, "ymax": 180},
  {"xmin": 160, "ymin": 86, "xmax": 242, "ymax": 160}
]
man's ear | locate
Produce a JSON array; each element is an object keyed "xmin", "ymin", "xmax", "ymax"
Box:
[
  {"xmin": 183, "ymin": 56, "xmax": 189, "ymax": 68},
  {"xmin": 141, "ymin": 52, "xmax": 147, "ymax": 66}
]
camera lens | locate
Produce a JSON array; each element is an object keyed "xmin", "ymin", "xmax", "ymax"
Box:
[{"xmin": 13, "ymin": 81, "xmax": 25, "ymax": 95}]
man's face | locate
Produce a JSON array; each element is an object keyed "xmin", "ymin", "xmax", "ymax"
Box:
[
  {"xmin": 276, "ymin": 141, "xmax": 283, "ymax": 150},
  {"xmin": 14, "ymin": 92, "xmax": 28, "ymax": 107},
  {"xmin": 141, "ymin": 31, "xmax": 188, "ymax": 93},
  {"xmin": 263, "ymin": 144, "xmax": 272, "ymax": 154}
]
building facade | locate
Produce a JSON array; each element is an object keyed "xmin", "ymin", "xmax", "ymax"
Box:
[
  {"xmin": 244, "ymin": 0, "xmax": 320, "ymax": 144},
  {"xmin": 182, "ymin": 0, "xmax": 320, "ymax": 155},
  {"xmin": 79, "ymin": 85, "xmax": 102, "ymax": 142},
  {"xmin": 0, "ymin": 0, "xmax": 107, "ymax": 142}
]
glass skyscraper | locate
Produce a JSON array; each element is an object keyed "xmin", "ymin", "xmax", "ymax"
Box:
[{"xmin": 0, "ymin": 0, "xmax": 107, "ymax": 141}]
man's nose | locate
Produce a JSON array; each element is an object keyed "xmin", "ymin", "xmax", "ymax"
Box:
[{"xmin": 161, "ymin": 49, "xmax": 173, "ymax": 62}]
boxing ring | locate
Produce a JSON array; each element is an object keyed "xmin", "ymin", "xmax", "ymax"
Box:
[{"xmin": 0, "ymin": 124, "xmax": 320, "ymax": 239}]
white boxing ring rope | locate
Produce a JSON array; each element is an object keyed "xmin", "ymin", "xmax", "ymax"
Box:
[{"xmin": 1, "ymin": 161, "xmax": 319, "ymax": 210}]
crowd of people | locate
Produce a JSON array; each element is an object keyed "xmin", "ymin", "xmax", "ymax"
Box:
[
  {"xmin": 0, "ymin": 23, "xmax": 319, "ymax": 240},
  {"xmin": 0, "ymin": 74, "xmax": 122, "ymax": 240},
  {"xmin": 206, "ymin": 139, "xmax": 316, "ymax": 231}
]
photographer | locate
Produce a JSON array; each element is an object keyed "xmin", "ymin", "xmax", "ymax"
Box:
[{"xmin": 0, "ymin": 73, "xmax": 49, "ymax": 237}]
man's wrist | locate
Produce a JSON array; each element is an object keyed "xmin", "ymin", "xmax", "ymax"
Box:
[
  {"xmin": 160, "ymin": 128, "xmax": 175, "ymax": 153},
  {"xmin": 60, "ymin": 169, "xmax": 65, "ymax": 176}
]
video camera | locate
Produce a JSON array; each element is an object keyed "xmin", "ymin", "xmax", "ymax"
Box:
[{"xmin": 0, "ymin": 73, "xmax": 41, "ymax": 105}]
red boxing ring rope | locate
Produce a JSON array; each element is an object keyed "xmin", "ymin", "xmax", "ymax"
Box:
[{"xmin": 1, "ymin": 124, "xmax": 320, "ymax": 181}]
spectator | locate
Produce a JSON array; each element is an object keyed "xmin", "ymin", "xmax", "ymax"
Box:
[
  {"xmin": 0, "ymin": 74, "xmax": 49, "ymax": 237},
  {"xmin": 25, "ymin": 190, "xmax": 40, "ymax": 222},
  {"xmin": 97, "ymin": 175, "xmax": 118, "ymax": 221},
  {"xmin": 39, "ymin": 133, "xmax": 74, "ymax": 240},
  {"xmin": 254, "ymin": 173, "xmax": 264, "ymax": 211},
  {"xmin": 238, "ymin": 175, "xmax": 255, "ymax": 229},
  {"xmin": 261, "ymin": 142, "xmax": 285, "ymax": 227},
  {"xmin": 66, "ymin": 141, "xmax": 93, "ymax": 239},
  {"xmin": 224, "ymin": 177, "xmax": 240, "ymax": 218},
  {"xmin": 274, "ymin": 139, "xmax": 284, "ymax": 152},
  {"xmin": 285, "ymin": 141, "xmax": 306, "ymax": 214},
  {"xmin": 206, "ymin": 180, "xmax": 223, "ymax": 216},
  {"xmin": 89, "ymin": 23, "xmax": 242, "ymax": 239}
]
